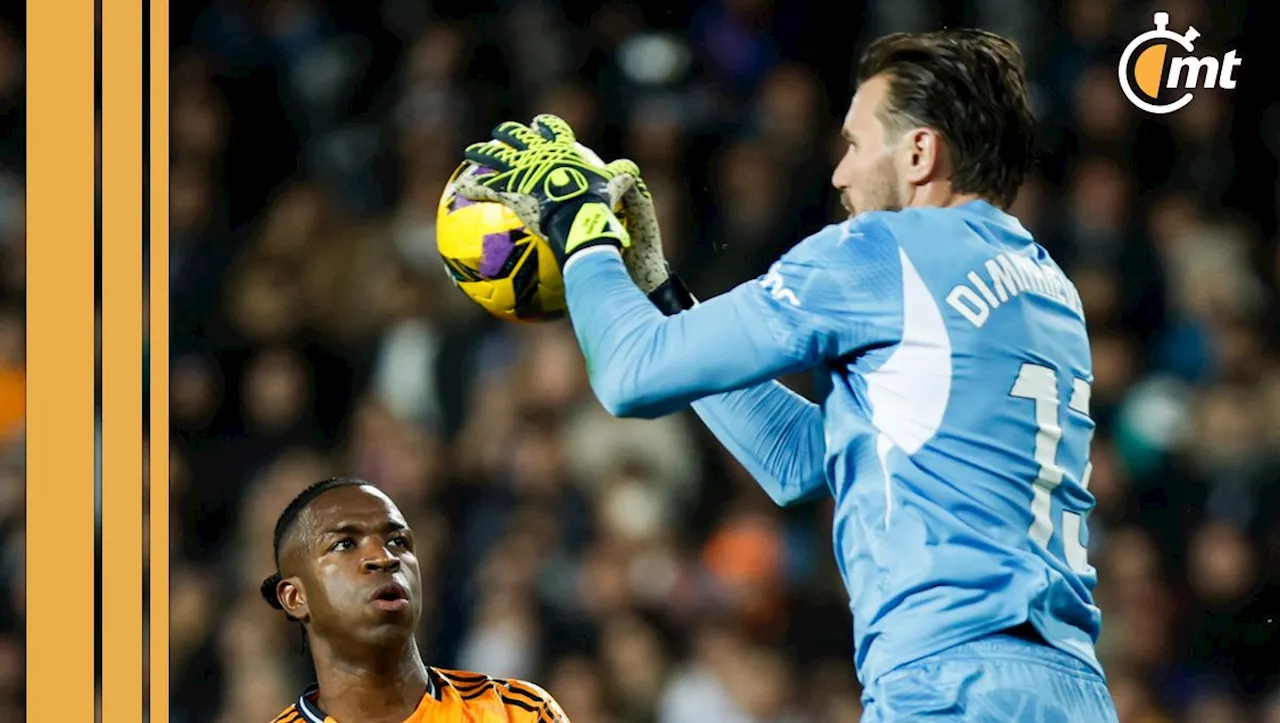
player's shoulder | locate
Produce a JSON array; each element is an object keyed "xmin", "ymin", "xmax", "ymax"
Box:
[
  {"xmin": 432, "ymin": 667, "xmax": 567, "ymax": 720},
  {"xmin": 787, "ymin": 215, "xmax": 900, "ymax": 267},
  {"xmin": 268, "ymin": 703, "xmax": 302, "ymax": 723},
  {"xmin": 822, "ymin": 213, "xmax": 899, "ymax": 246},
  {"xmin": 877, "ymin": 203, "xmax": 1037, "ymax": 265},
  {"xmin": 860, "ymin": 206, "xmax": 962, "ymax": 245}
]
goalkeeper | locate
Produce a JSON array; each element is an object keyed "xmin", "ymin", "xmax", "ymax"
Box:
[{"xmin": 456, "ymin": 29, "xmax": 1118, "ymax": 723}]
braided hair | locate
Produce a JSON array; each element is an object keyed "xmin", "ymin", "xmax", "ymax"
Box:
[{"xmin": 259, "ymin": 476, "xmax": 370, "ymax": 620}]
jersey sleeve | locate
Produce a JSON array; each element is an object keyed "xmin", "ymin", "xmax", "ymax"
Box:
[
  {"xmin": 740, "ymin": 217, "xmax": 905, "ymax": 363},
  {"xmin": 562, "ymin": 216, "xmax": 904, "ymax": 420},
  {"xmin": 690, "ymin": 381, "xmax": 829, "ymax": 506},
  {"xmin": 535, "ymin": 689, "xmax": 570, "ymax": 722},
  {"xmin": 431, "ymin": 669, "xmax": 571, "ymax": 722}
]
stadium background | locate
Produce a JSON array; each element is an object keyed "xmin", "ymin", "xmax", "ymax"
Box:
[
  {"xmin": 0, "ymin": 3, "xmax": 22, "ymax": 720},
  {"xmin": 2, "ymin": 0, "xmax": 1273, "ymax": 720},
  {"xmin": 167, "ymin": 0, "xmax": 1280, "ymax": 721}
]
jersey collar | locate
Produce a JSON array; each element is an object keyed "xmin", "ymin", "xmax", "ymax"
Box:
[
  {"xmin": 295, "ymin": 686, "xmax": 326, "ymax": 723},
  {"xmin": 958, "ymin": 199, "xmax": 1002, "ymax": 218},
  {"xmin": 959, "ymin": 199, "xmax": 1030, "ymax": 235},
  {"xmin": 296, "ymin": 673, "xmax": 438, "ymax": 722}
]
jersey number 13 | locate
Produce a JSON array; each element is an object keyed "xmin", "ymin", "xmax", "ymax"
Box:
[{"xmin": 1010, "ymin": 362, "xmax": 1093, "ymax": 574}]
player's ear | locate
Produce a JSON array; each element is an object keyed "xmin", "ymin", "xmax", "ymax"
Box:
[
  {"xmin": 278, "ymin": 576, "xmax": 310, "ymax": 622},
  {"xmin": 899, "ymin": 127, "xmax": 940, "ymax": 185}
]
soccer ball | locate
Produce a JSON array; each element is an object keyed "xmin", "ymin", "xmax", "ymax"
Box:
[
  {"xmin": 435, "ymin": 144, "xmax": 622, "ymax": 323},
  {"xmin": 436, "ymin": 162, "xmax": 567, "ymax": 322}
]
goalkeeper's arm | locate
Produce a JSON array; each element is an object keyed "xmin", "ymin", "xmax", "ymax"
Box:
[
  {"xmin": 644, "ymin": 270, "xmax": 827, "ymax": 506},
  {"xmin": 563, "ymin": 219, "xmax": 902, "ymax": 502},
  {"xmin": 691, "ymin": 383, "xmax": 828, "ymax": 506},
  {"xmin": 565, "ymin": 244, "xmax": 830, "ymax": 416}
]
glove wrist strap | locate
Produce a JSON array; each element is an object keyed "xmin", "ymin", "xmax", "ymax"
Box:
[
  {"xmin": 647, "ymin": 270, "xmax": 698, "ymax": 316},
  {"xmin": 544, "ymin": 196, "xmax": 627, "ymax": 263}
]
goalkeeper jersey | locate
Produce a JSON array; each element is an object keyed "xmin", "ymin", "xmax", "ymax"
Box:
[
  {"xmin": 270, "ymin": 668, "xmax": 569, "ymax": 723},
  {"xmin": 562, "ymin": 200, "xmax": 1102, "ymax": 686}
]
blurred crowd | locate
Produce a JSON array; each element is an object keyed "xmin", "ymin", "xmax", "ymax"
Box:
[
  {"xmin": 153, "ymin": 0, "xmax": 1280, "ymax": 721},
  {"xmin": 0, "ymin": 7, "xmax": 24, "ymax": 722}
]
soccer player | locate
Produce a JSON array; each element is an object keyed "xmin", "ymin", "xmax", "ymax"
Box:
[
  {"xmin": 261, "ymin": 477, "xmax": 571, "ymax": 723},
  {"xmin": 456, "ymin": 28, "xmax": 1120, "ymax": 722}
]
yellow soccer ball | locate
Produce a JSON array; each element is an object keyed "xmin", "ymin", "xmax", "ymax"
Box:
[
  {"xmin": 436, "ymin": 162, "xmax": 567, "ymax": 322},
  {"xmin": 436, "ymin": 147, "xmax": 625, "ymax": 323}
]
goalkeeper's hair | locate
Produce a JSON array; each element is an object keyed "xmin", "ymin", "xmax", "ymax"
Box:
[
  {"xmin": 259, "ymin": 476, "xmax": 370, "ymax": 619},
  {"xmin": 856, "ymin": 28, "xmax": 1035, "ymax": 209}
]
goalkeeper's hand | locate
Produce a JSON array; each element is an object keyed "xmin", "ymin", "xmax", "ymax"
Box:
[
  {"xmin": 605, "ymin": 159, "xmax": 699, "ymax": 316},
  {"xmin": 455, "ymin": 114, "xmax": 635, "ymax": 266},
  {"xmin": 456, "ymin": 113, "xmax": 697, "ymax": 312}
]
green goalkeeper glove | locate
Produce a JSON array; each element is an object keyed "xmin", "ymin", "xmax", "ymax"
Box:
[
  {"xmin": 455, "ymin": 114, "xmax": 636, "ymax": 266},
  {"xmin": 457, "ymin": 113, "xmax": 697, "ymax": 312}
]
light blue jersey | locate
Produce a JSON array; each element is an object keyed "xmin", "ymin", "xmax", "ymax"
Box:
[{"xmin": 562, "ymin": 200, "xmax": 1103, "ymax": 689}]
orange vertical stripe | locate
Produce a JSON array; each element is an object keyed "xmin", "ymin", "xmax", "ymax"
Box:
[
  {"xmin": 148, "ymin": 0, "xmax": 171, "ymax": 719},
  {"xmin": 26, "ymin": 0, "xmax": 98, "ymax": 719},
  {"xmin": 103, "ymin": 0, "xmax": 145, "ymax": 720}
]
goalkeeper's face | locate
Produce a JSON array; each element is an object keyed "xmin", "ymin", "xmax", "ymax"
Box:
[{"xmin": 832, "ymin": 74, "xmax": 906, "ymax": 218}]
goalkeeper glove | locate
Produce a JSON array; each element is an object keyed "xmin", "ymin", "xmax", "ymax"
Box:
[
  {"xmin": 455, "ymin": 114, "xmax": 636, "ymax": 266},
  {"xmin": 457, "ymin": 114, "xmax": 697, "ymax": 314},
  {"xmin": 646, "ymin": 271, "xmax": 698, "ymax": 316},
  {"xmin": 606, "ymin": 158, "xmax": 699, "ymax": 316}
]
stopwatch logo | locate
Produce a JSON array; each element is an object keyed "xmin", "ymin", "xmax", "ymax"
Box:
[{"xmin": 1118, "ymin": 12, "xmax": 1242, "ymax": 115}]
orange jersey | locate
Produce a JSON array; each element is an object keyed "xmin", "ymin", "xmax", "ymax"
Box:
[{"xmin": 271, "ymin": 668, "xmax": 570, "ymax": 723}]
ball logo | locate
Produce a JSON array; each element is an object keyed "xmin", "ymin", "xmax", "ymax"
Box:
[{"xmin": 1118, "ymin": 12, "xmax": 1241, "ymax": 114}]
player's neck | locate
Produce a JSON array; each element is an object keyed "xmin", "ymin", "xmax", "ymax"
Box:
[
  {"xmin": 311, "ymin": 637, "xmax": 431, "ymax": 722},
  {"xmin": 907, "ymin": 183, "xmax": 985, "ymax": 210}
]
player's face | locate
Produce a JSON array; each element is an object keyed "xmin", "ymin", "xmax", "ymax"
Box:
[
  {"xmin": 832, "ymin": 74, "xmax": 904, "ymax": 218},
  {"xmin": 292, "ymin": 486, "xmax": 423, "ymax": 645}
]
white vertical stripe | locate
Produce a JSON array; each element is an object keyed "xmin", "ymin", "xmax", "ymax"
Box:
[
  {"xmin": 863, "ymin": 249, "xmax": 953, "ymax": 526},
  {"xmin": 1062, "ymin": 512, "xmax": 1086, "ymax": 572},
  {"xmin": 877, "ymin": 435, "xmax": 894, "ymax": 526},
  {"xmin": 1070, "ymin": 377, "xmax": 1091, "ymax": 414}
]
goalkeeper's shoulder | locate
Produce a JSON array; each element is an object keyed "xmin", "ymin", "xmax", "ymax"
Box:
[{"xmin": 776, "ymin": 214, "xmax": 900, "ymax": 274}]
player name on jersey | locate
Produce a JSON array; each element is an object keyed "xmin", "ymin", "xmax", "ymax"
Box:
[{"xmin": 944, "ymin": 251, "xmax": 1084, "ymax": 327}]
